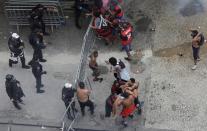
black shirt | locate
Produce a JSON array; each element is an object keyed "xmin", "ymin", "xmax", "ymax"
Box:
[
  {"xmin": 32, "ymin": 61, "xmax": 43, "ymax": 77},
  {"xmin": 62, "ymin": 87, "xmax": 76, "ymax": 103}
]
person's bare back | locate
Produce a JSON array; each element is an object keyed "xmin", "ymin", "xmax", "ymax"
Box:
[
  {"xmin": 77, "ymin": 88, "xmax": 90, "ymax": 102},
  {"xmin": 122, "ymin": 95, "xmax": 134, "ymax": 108},
  {"xmin": 89, "ymin": 51, "xmax": 98, "ymax": 68}
]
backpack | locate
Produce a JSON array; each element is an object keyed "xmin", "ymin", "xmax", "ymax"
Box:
[
  {"xmin": 118, "ymin": 59, "xmax": 125, "ymax": 69},
  {"xmin": 198, "ymin": 33, "xmax": 205, "ymax": 46}
]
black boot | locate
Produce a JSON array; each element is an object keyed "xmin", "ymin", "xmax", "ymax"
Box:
[
  {"xmin": 37, "ymin": 89, "xmax": 45, "ymax": 93},
  {"xmin": 9, "ymin": 59, "xmax": 13, "ymax": 67},
  {"xmin": 12, "ymin": 101, "xmax": 21, "ymax": 110},
  {"xmin": 9, "ymin": 59, "xmax": 18, "ymax": 67},
  {"xmin": 67, "ymin": 112, "xmax": 74, "ymax": 120},
  {"xmin": 20, "ymin": 57, "xmax": 30, "ymax": 69},
  {"xmin": 39, "ymin": 58, "xmax": 47, "ymax": 62}
]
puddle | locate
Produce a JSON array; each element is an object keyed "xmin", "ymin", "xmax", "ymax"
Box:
[
  {"xmin": 180, "ymin": 0, "xmax": 204, "ymax": 17},
  {"xmin": 135, "ymin": 16, "xmax": 152, "ymax": 32},
  {"xmin": 154, "ymin": 42, "xmax": 191, "ymax": 57},
  {"xmin": 154, "ymin": 42, "xmax": 207, "ymax": 57},
  {"xmin": 98, "ymin": 65, "xmax": 109, "ymax": 74}
]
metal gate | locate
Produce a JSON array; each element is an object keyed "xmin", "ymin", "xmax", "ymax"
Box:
[{"xmin": 4, "ymin": 0, "xmax": 65, "ymax": 31}]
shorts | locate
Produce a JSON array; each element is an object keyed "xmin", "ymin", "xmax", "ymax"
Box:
[
  {"xmin": 192, "ymin": 46, "xmax": 200, "ymax": 61},
  {"xmin": 120, "ymin": 104, "xmax": 136, "ymax": 118},
  {"xmin": 122, "ymin": 44, "xmax": 132, "ymax": 53}
]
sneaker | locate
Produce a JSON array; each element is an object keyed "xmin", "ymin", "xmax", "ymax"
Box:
[
  {"xmin": 197, "ymin": 58, "xmax": 201, "ymax": 61},
  {"xmin": 124, "ymin": 57, "xmax": 131, "ymax": 61},
  {"xmin": 122, "ymin": 121, "xmax": 128, "ymax": 127},
  {"xmin": 191, "ymin": 65, "xmax": 197, "ymax": 70}
]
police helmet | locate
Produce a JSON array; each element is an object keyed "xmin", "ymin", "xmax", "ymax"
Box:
[
  {"xmin": 65, "ymin": 83, "xmax": 72, "ymax": 88},
  {"xmin": 5, "ymin": 74, "xmax": 14, "ymax": 81},
  {"xmin": 11, "ymin": 33, "xmax": 20, "ymax": 39}
]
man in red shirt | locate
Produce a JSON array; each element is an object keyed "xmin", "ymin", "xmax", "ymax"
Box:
[{"xmin": 120, "ymin": 22, "xmax": 133, "ymax": 61}]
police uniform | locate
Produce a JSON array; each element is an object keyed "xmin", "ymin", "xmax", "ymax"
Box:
[
  {"xmin": 5, "ymin": 74, "xmax": 25, "ymax": 110},
  {"xmin": 29, "ymin": 4, "xmax": 49, "ymax": 35},
  {"xmin": 62, "ymin": 83, "xmax": 77, "ymax": 120},
  {"xmin": 8, "ymin": 33, "xmax": 30, "ymax": 69},
  {"xmin": 29, "ymin": 31, "xmax": 46, "ymax": 63},
  {"xmin": 31, "ymin": 60, "xmax": 46, "ymax": 93}
]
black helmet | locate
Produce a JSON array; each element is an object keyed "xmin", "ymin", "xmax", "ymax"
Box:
[{"xmin": 5, "ymin": 74, "xmax": 14, "ymax": 81}]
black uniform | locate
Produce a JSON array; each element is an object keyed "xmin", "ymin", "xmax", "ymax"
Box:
[
  {"xmin": 5, "ymin": 75, "xmax": 25, "ymax": 110},
  {"xmin": 29, "ymin": 4, "xmax": 49, "ymax": 35},
  {"xmin": 31, "ymin": 61, "xmax": 46, "ymax": 93},
  {"xmin": 62, "ymin": 87, "xmax": 77, "ymax": 119},
  {"xmin": 29, "ymin": 31, "xmax": 46, "ymax": 63},
  {"xmin": 8, "ymin": 36, "xmax": 30, "ymax": 69},
  {"xmin": 74, "ymin": 0, "xmax": 90, "ymax": 29}
]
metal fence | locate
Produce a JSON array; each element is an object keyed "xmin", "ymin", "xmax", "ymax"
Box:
[
  {"xmin": 4, "ymin": 0, "xmax": 65, "ymax": 32},
  {"xmin": 61, "ymin": 19, "xmax": 96, "ymax": 131}
]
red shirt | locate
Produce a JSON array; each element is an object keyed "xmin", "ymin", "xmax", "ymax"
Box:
[{"xmin": 120, "ymin": 26, "xmax": 133, "ymax": 46}]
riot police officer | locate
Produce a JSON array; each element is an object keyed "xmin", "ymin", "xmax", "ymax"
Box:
[
  {"xmin": 29, "ymin": 4, "xmax": 49, "ymax": 35},
  {"xmin": 8, "ymin": 33, "xmax": 30, "ymax": 69},
  {"xmin": 62, "ymin": 83, "xmax": 78, "ymax": 120},
  {"xmin": 31, "ymin": 59, "xmax": 47, "ymax": 93},
  {"xmin": 5, "ymin": 74, "xmax": 25, "ymax": 110},
  {"xmin": 28, "ymin": 29, "xmax": 47, "ymax": 64}
]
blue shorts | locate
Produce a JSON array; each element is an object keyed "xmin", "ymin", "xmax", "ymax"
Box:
[{"xmin": 122, "ymin": 44, "xmax": 132, "ymax": 53}]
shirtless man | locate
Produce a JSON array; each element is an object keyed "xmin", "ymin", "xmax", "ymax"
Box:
[
  {"xmin": 123, "ymin": 78, "xmax": 142, "ymax": 114},
  {"xmin": 89, "ymin": 51, "xmax": 103, "ymax": 82},
  {"xmin": 112, "ymin": 92, "xmax": 136, "ymax": 127},
  {"xmin": 77, "ymin": 82, "xmax": 94, "ymax": 116}
]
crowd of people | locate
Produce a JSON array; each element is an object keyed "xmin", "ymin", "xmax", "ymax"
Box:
[
  {"xmin": 62, "ymin": 0, "xmax": 142, "ymax": 127},
  {"xmin": 4, "ymin": 0, "xmax": 141, "ymax": 128},
  {"xmin": 75, "ymin": 0, "xmax": 134, "ymax": 60}
]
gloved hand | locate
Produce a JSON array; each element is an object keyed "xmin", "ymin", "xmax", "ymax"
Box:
[{"xmin": 42, "ymin": 71, "xmax": 47, "ymax": 74}]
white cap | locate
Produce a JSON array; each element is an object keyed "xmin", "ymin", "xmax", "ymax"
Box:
[
  {"xmin": 12, "ymin": 33, "xmax": 20, "ymax": 39},
  {"xmin": 65, "ymin": 83, "xmax": 72, "ymax": 88}
]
